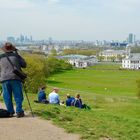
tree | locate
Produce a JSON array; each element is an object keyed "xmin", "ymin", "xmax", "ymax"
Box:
[
  {"xmin": 45, "ymin": 56, "xmax": 72, "ymax": 74},
  {"xmin": 117, "ymin": 54, "xmax": 123, "ymax": 62},
  {"xmin": 110, "ymin": 56, "xmax": 116, "ymax": 62},
  {"xmin": 50, "ymin": 49, "xmax": 57, "ymax": 56},
  {"xmin": 97, "ymin": 55, "xmax": 105, "ymax": 62},
  {"xmin": 23, "ymin": 54, "xmax": 47, "ymax": 93}
]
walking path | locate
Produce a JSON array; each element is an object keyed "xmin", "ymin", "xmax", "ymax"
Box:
[{"xmin": 0, "ymin": 104, "xmax": 80, "ymax": 140}]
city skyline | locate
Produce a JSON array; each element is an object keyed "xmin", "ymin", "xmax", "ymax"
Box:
[{"xmin": 0, "ymin": 0, "xmax": 139, "ymax": 41}]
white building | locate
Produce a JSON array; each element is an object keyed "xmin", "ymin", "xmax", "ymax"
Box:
[
  {"xmin": 99, "ymin": 49, "xmax": 126, "ymax": 61},
  {"xmin": 122, "ymin": 53, "xmax": 140, "ymax": 69},
  {"xmin": 58, "ymin": 54, "xmax": 98, "ymax": 68},
  {"xmin": 69, "ymin": 59, "xmax": 89, "ymax": 68}
]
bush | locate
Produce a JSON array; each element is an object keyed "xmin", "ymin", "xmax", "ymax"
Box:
[
  {"xmin": 23, "ymin": 54, "xmax": 47, "ymax": 93},
  {"xmin": 45, "ymin": 56, "xmax": 72, "ymax": 75}
]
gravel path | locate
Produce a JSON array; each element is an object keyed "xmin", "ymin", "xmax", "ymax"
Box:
[{"xmin": 0, "ymin": 103, "xmax": 80, "ymax": 140}]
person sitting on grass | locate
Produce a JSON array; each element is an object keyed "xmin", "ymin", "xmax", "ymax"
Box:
[
  {"xmin": 72, "ymin": 93, "xmax": 83, "ymax": 108},
  {"xmin": 72, "ymin": 94, "xmax": 91, "ymax": 109},
  {"xmin": 34, "ymin": 85, "xmax": 49, "ymax": 104},
  {"xmin": 48, "ymin": 87, "xmax": 60, "ymax": 105},
  {"xmin": 66, "ymin": 94, "xmax": 75, "ymax": 106}
]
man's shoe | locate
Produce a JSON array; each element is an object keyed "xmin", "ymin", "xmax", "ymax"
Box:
[
  {"xmin": 8, "ymin": 112, "xmax": 15, "ymax": 117},
  {"xmin": 16, "ymin": 112, "xmax": 25, "ymax": 118}
]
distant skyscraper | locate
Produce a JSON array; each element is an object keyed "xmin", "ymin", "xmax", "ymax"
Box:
[
  {"xmin": 30, "ymin": 36, "xmax": 33, "ymax": 42},
  {"xmin": 128, "ymin": 33, "xmax": 133, "ymax": 44},
  {"xmin": 7, "ymin": 36, "xmax": 15, "ymax": 43},
  {"xmin": 134, "ymin": 34, "xmax": 136, "ymax": 43},
  {"xmin": 48, "ymin": 37, "xmax": 53, "ymax": 45},
  {"xmin": 20, "ymin": 34, "xmax": 24, "ymax": 43}
]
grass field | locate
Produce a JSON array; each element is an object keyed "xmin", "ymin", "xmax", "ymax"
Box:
[
  {"xmin": 1, "ymin": 64, "xmax": 140, "ymax": 140},
  {"xmin": 47, "ymin": 64, "xmax": 140, "ymax": 96},
  {"xmin": 35, "ymin": 64, "xmax": 140, "ymax": 140}
]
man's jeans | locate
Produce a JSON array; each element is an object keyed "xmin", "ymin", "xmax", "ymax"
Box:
[{"xmin": 2, "ymin": 80, "xmax": 24, "ymax": 114}]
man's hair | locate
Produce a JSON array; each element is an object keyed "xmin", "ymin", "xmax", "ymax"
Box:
[
  {"xmin": 53, "ymin": 87, "xmax": 59, "ymax": 91},
  {"xmin": 75, "ymin": 93, "xmax": 80, "ymax": 98},
  {"xmin": 67, "ymin": 94, "xmax": 71, "ymax": 98},
  {"xmin": 40, "ymin": 85, "xmax": 47, "ymax": 90}
]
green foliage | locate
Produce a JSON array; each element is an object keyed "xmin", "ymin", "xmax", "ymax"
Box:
[
  {"xmin": 131, "ymin": 47, "xmax": 140, "ymax": 53},
  {"xmin": 45, "ymin": 56, "xmax": 72, "ymax": 75},
  {"xmin": 117, "ymin": 54, "xmax": 125, "ymax": 61},
  {"xmin": 109, "ymin": 56, "xmax": 116, "ymax": 62},
  {"xmin": 63, "ymin": 49, "xmax": 99, "ymax": 56},
  {"xmin": 50, "ymin": 48, "xmax": 57, "ymax": 57},
  {"xmin": 97, "ymin": 55, "xmax": 105, "ymax": 62},
  {"xmin": 22, "ymin": 54, "xmax": 72, "ymax": 93},
  {"xmin": 23, "ymin": 54, "xmax": 47, "ymax": 93}
]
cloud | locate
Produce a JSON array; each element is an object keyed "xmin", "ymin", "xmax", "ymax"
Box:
[
  {"xmin": 0, "ymin": 0, "xmax": 139, "ymax": 40},
  {"xmin": 48, "ymin": 0, "xmax": 60, "ymax": 4},
  {"xmin": 0, "ymin": 0, "xmax": 37, "ymax": 10}
]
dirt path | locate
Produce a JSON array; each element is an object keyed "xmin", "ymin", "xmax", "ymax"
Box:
[{"xmin": 0, "ymin": 104, "xmax": 80, "ymax": 140}]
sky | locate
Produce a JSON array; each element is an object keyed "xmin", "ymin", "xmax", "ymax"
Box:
[{"xmin": 0, "ymin": 0, "xmax": 139, "ymax": 41}]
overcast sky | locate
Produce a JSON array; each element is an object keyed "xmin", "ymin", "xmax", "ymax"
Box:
[{"xmin": 0, "ymin": 0, "xmax": 139, "ymax": 41}]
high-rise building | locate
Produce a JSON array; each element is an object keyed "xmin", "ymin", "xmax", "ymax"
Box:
[
  {"xmin": 7, "ymin": 36, "xmax": 15, "ymax": 43},
  {"xmin": 30, "ymin": 36, "xmax": 33, "ymax": 42},
  {"xmin": 20, "ymin": 34, "xmax": 25, "ymax": 43},
  {"xmin": 128, "ymin": 33, "xmax": 133, "ymax": 44},
  {"xmin": 134, "ymin": 34, "xmax": 136, "ymax": 43}
]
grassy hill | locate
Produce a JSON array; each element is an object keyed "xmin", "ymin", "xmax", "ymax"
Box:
[
  {"xmin": 32, "ymin": 64, "xmax": 140, "ymax": 140},
  {"xmin": 47, "ymin": 66, "xmax": 139, "ymax": 96},
  {"xmin": 1, "ymin": 64, "xmax": 140, "ymax": 140}
]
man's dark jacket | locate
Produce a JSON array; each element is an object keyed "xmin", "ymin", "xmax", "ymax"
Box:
[{"xmin": 0, "ymin": 52, "xmax": 26, "ymax": 82}]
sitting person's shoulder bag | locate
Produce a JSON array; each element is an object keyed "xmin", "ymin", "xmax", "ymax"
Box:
[{"xmin": 6, "ymin": 55, "xmax": 27, "ymax": 81}]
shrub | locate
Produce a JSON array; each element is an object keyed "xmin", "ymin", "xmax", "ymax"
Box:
[{"xmin": 23, "ymin": 54, "xmax": 47, "ymax": 93}]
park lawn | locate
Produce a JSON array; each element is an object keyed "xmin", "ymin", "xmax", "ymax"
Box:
[
  {"xmin": 89, "ymin": 63, "xmax": 121, "ymax": 70},
  {"xmin": 47, "ymin": 68, "xmax": 140, "ymax": 96},
  {"xmin": 1, "ymin": 64, "xmax": 140, "ymax": 140},
  {"xmin": 25, "ymin": 66, "xmax": 140, "ymax": 140},
  {"xmin": 22, "ymin": 90, "xmax": 140, "ymax": 140}
]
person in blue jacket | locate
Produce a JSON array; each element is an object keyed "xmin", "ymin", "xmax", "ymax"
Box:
[
  {"xmin": 38, "ymin": 86, "xmax": 48, "ymax": 104},
  {"xmin": 72, "ymin": 94, "xmax": 83, "ymax": 108},
  {"xmin": 66, "ymin": 94, "xmax": 75, "ymax": 106}
]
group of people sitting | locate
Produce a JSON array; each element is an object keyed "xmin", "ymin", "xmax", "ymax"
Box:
[{"xmin": 35, "ymin": 86, "xmax": 90, "ymax": 109}]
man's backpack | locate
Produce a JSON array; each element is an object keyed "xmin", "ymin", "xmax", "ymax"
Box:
[{"xmin": 0, "ymin": 109, "xmax": 10, "ymax": 118}]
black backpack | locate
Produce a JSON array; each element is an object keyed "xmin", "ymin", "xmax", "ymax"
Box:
[{"xmin": 0, "ymin": 109, "xmax": 10, "ymax": 118}]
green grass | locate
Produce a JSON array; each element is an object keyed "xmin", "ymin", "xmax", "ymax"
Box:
[
  {"xmin": 47, "ymin": 68, "xmax": 140, "ymax": 96},
  {"xmin": 1, "ymin": 64, "xmax": 140, "ymax": 140},
  {"xmin": 22, "ymin": 92, "xmax": 140, "ymax": 140},
  {"xmin": 89, "ymin": 63, "xmax": 121, "ymax": 70}
]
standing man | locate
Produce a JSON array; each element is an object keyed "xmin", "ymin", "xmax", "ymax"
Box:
[
  {"xmin": 0, "ymin": 42, "xmax": 27, "ymax": 118},
  {"xmin": 48, "ymin": 87, "xmax": 60, "ymax": 104}
]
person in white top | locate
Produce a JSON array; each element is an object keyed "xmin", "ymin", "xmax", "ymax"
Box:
[{"xmin": 48, "ymin": 88, "xmax": 60, "ymax": 104}]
